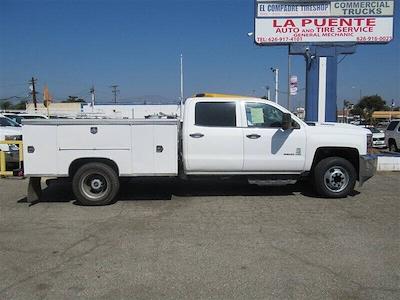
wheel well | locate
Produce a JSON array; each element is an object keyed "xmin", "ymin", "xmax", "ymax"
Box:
[
  {"xmin": 311, "ymin": 147, "xmax": 359, "ymax": 178},
  {"xmin": 69, "ymin": 158, "xmax": 119, "ymax": 177},
  {"xmin": 388, "ymin": 138, "xmax": 396, "ymax": 145}
]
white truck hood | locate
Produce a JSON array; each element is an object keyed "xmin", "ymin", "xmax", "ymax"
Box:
[{"xmin": 308, "ymin": 122, "xmax": 370, "ymax": 134}]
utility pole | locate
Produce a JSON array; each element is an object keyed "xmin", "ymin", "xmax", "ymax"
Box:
[
  {"xmin": 271, "ymin": 68, "xmax": 279, "ymax": 104},
  {"xmin": 90, "ymin": 86, "xmax": 96, "ymax": 108},
  {"xmin": 90, "ymin": 86, "xmax": 96, "ymax": 113},
  {"xmin": 265, "ymin": 86, "xmax": 270, "ymax": 100},
  {"xmin": 29, "ymin": 77, "xmax": 38, "ymax": 111},
  {"xmin": 110, "ymin": 85, "xmax": 119, "ymax": 104}
]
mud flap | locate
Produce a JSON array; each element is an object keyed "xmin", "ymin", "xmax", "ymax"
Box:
[
  {"xmin": 359, "ymin": 155, "xmax": 377, "ymax": 187},
  {"xmin": 27, "ymin": 177, "xmax": 42, "ymax": 203}
]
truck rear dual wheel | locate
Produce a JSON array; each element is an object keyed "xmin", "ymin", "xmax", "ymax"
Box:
[
  {"xmin": 313, "ymin": 157, "xmax": 356, "ymax": 198},
  {"xmin": 72, "ymin": 162, "xmax": 120, "ymax": 206}
]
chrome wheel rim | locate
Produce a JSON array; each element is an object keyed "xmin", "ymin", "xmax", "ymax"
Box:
[
  {"xmin": 323, "ymin": 166, "xmax": 349, "ymax": 193},
  {"xmin": 81, "ymin": 173, "xmax": 109, "ymax": 200}
]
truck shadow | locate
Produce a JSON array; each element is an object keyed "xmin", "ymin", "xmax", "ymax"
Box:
[{"xmin": 18, "ymin": 177, "xmax": 360, "ymax": 205}]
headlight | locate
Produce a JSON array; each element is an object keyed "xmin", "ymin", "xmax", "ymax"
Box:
[{"xmin": 5, "ymin": 135, "xmax": 22, "ymax": 141}]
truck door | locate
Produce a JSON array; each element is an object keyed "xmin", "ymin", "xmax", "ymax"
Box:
[
  {"xmin": 184, "ymin": 101, "xmax": 243, "ymax": 172},
  {"xmin": 242, "ymin": 102, "xmax": 306, "ymax": 172}
]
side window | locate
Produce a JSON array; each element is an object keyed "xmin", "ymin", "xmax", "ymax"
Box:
[
  {"xmin": 387, "ymin": 121, "xmax": 399, "ymax": 131},
  {"xmin": 245, "ymin": 102, "xmax": 283, "ymax": 128},
  {"xmin": 195, "ymin": 102, "xmax": 237, "ymax": 127},
  {"xmin": 0, "ymin": 117, "xmax": 17, "ymax": 127}
]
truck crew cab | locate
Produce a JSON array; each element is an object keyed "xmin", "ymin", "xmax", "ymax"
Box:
[{"xmin": 23, "ymin": 95, "xmax": 377, "ymax": 205}]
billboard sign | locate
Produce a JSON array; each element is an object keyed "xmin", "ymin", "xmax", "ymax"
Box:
[
  {"xmin": 255, "ymin": 0, "xmax": 395, "ymax": 45},
  {"xmin": 290, "ymin": 75, "xmax": 298, "ymax": 96}
]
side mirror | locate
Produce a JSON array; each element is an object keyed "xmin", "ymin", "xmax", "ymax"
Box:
[{"xmin": 282, "ymin": 113, "xmax": 292, "ymax": 130}]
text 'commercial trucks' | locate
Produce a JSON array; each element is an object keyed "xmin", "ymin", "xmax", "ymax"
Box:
[{"xmin": 22, "ymin": 95, "xmax": 377, "ymax": 205}]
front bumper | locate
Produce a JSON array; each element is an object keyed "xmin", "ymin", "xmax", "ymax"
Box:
[
  {"xmin": 359, "ymin": 154, "xmax": 377, "ymax": 187},
  {"xmin": 373, "ymin": 142, "xmax": 386, "ymax": 148}
]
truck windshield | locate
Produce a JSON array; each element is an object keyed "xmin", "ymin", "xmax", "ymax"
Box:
[{"xmin": 368, "ymin": 128, "xmax": 380, "ymax": 134}]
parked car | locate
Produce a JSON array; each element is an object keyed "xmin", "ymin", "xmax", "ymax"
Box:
[
  {"xmin": 0, "ymin": 114, "xmax": 23, "ymax": 166},
  {"xmin": 3, "ymin": 113, "xmax": 48, "ymax": 125},
  {"xmin": 385, "ymin": 119, "xmax": 400, "ymax": 152},
  {"xmin": 367, "ymin": 127, "xmax": 386, "ymax": 148}
]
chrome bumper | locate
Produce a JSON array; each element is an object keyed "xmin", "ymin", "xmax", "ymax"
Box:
[{"xmin": 359, "ymin": 155, "xmax": 377, "ymax": 187}]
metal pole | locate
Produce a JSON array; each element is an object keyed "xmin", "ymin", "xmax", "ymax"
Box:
[
  {"xmin": 275, "ymin": 68, "xmax": 279, "ymax": 104},
  {"xmin": 180, "ymin": 54, "xmax": 184, "ymax": 121},
  {"xmin": 287, "ymin": 54, "xmax": 291, "ymax": 110},
  {"xmin": 180, "ymin": 54, "xmax": 184, "ymax": 103}
]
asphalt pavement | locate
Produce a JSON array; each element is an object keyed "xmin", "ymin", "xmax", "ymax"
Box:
[{"xmin": 0, "ymin": 173, "xmax": 399, "ymax": 299}]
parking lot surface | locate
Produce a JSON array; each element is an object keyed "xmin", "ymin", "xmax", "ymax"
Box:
[{"xmin": 1, "ymin": 173, "xmax": 399, "ymax": 299}]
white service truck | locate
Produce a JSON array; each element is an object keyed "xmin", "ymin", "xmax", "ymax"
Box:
[{"xmin": 22, "ymin": 95, "xmax": 377, "ymax": 205}]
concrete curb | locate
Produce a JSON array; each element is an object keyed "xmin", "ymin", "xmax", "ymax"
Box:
[{"xmin": 377, "ymin": 155, "xmax": 400, "ymax": 171}]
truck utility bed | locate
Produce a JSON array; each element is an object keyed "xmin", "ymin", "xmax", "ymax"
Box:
[{"xmin": 22, "ymin": 119, "xmax": 179, "ymax": 177}]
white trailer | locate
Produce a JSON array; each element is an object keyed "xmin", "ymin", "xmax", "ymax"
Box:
[{"xmin": 23, "ymin": 95, "xmax": 377, "ymax": 205}]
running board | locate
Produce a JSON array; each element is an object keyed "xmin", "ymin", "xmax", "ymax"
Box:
[{"xmin": 248, "ymin": 179, "xmax": 298, "ymax": 186}]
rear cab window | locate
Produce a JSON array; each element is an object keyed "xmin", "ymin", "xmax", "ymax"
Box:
[
  {"xmin": 0, "ymin": 117, "xmax": 20, "ymax": 127},
  {"xmin": 195, "ymin": 102, "xmax": 237, "ymax": 127}
]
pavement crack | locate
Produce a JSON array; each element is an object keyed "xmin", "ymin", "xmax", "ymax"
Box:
[{"xmin": 270, "ymin": 243, "xmax": 400, "ymax": 295}]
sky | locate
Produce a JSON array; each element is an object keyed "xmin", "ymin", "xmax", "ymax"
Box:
[{"xmin": 0, "ymin": 0, "xmax": 399, "ymax": 109}]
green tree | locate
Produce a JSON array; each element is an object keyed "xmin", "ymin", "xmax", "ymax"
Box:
[
  {"xmin": 0, "ymin": 100, "xmax": 12, "ymax": 110},
  {"xmin": 62, "ymin": 96, "xmax": 86, "ymax": 103},
  {"xmin": 350, "ymin": 95, "xmax": 388, "ymax": 123},
  {"xmin": 13, "ymin": 101, "xmax": 27, "ymax": 110}
]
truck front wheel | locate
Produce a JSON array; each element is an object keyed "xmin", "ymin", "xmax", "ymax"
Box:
[
  {"xmin": 72, "ymin": 162, "xmax": 120, "ymax": 206},
  {"xmin": 313, "ymin": 157, "xmax": 356, "ymax": 198}
]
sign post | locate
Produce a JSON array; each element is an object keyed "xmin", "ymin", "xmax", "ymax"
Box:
[{"xmin": 254, "ymin": 0, "xmax": 394, "ymax": 122}]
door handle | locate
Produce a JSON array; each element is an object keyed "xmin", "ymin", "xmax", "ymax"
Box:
[
  {"xmin": 189, "ymin": 133, "xmax": 204, "ymax": 138},
  {"xmin": 246, "ymin": 134, "xmax": 261, "ymax": 139}
]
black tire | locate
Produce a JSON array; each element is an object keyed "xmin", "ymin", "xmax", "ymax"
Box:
[
  {"xmin": 72, "ymin": 162, "xmax": 120, "ymax": 206},
  {"xmin": 313, "ymin": 157, "xmax": 356, "ymax": 198},
  {"xmin": 389, "ymin": 140, "xmax": 398, "ymax": 152}
]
